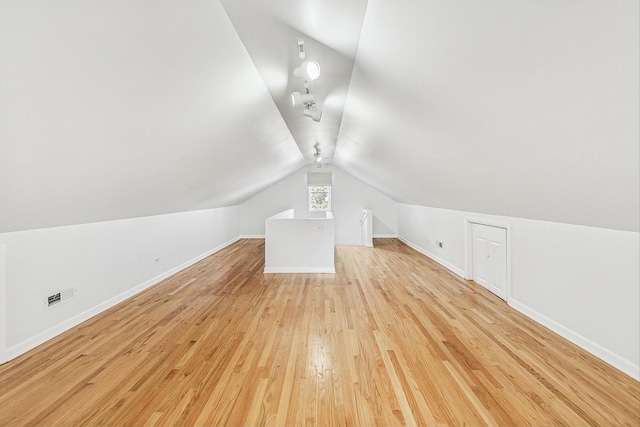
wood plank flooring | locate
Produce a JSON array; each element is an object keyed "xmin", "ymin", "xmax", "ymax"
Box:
[{"xmin": 0, "ymin": 238, "xmax": 638, "ymax": 426}]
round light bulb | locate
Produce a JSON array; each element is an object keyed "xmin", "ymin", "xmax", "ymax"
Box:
[
  {"xmin": 294, "ymin": 60, "xmax": 321, "ymax": 81},
  {"xmin": 305, "ymin": 61, "xmax": 320, "ymax": 81}
]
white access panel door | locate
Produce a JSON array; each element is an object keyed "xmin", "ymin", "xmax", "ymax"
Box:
[{"xmin": 472, "ymin": 224, "xmax": 507, "ymax": 300}]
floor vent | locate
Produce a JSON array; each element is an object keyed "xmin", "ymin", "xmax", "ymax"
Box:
[{"xmin": 46, "ymin": 288, "xmax": 76, "ymax": 308}]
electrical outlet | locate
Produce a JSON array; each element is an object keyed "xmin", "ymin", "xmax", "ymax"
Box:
[{"xmin": 437, "ymin": 241, "xmax": 444, "ymax": 249}]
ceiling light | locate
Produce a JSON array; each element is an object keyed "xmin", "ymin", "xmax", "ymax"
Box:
[
  {"xmin": 313, "ymin": 143, "xmax": 323, "ymax": 167},
  {"xmin": 291, "ymin": 91, "xmax": 315, "ymax": 107},
  {"xmin": 303, "ymin": 106, "xmax": 322, "ymax": 122},
  {"xmin": 294, "ymin": 60, "xmax": 321, "ymax": 81}
]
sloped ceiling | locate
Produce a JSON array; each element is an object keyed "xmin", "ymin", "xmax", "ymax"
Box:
[
  {"xmin": 219, "ymin": 0, "xmax": 368, "ymax": 161},
  {"xmin": 0, "ymin": 0, "xmax": 304, "ymax": 233},
  {"xmin": 335, "ymin": 0, "xmax": 639, "ymax": 232},
  {"xmin": 1, "ymin": 0, "xmax": 638, "ymax": 234}
]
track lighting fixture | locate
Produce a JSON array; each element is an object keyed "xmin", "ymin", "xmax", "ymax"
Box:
[
  {"xmin": 303, "ymin": 106, "xmax": 322, "ymax": 122},
  {"xmin": 291, "ymin": 91, "xmax": 315, "ymax": 107},
  {"xmin": 292, "ymin": 41, "xmax": 323, "ymax": 122},
  {"xmin": 291, "ymin": 88, "xmax": 322, "ymax": 121},
  {"xmin": 294, "ymin": 41, "xmax": 321, "ymax": 82},
  {"xmin": 293, "ymin": 60, "xmax": 321, "ymax": 81},
  {"xmin": 313, "ymin": 143, "xmax": 324, "ymax": 167}
]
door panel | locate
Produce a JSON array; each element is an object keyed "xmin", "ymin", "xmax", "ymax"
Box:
[
  {"xmin": 472, "ymin": 224, "xmax": 507, "ymax": 300},
  {"xmin": 472, "ymin": 235, "xmax": 489, "ymax": 287}
]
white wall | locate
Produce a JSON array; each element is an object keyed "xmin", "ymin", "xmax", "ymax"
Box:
[
  {"xmin": 397, "ymin": 203, "xmax": 640, "ymax": 380},
  {"xmin": 241, "ymin": 165, "xmax": 397, "ymax": 245},
  {"xmin": 264, "ymin": 210, "xmax": 335, "ymax": 273},
  {"xmin": 0, "ymin": 206, "xmax": 240, "ymax": 363}
]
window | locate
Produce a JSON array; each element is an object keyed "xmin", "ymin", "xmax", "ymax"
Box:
[
  {"xmin": 307, "ymin": 172, "xmax": 332, "ymax": 212},
  {"xmin": 309, "ymin": 185, "xmax": 331, "ymax": 211}
]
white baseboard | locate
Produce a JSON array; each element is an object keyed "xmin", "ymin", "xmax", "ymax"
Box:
[
  {"xmin": 0, "ymin": 244, "xmax": 6, "ymax": 364},
  {"xmin": 398, "ymin": 235, "xmax": 639, "ymax": 381},
  {"xmin": 398, "ymin": 237, "xmax": 465, "ymax": 278},
  {"xmin": 509, "ymin": 299, "xmax": 639, "ymax": 381},
  {"xmin": 264, "ymin": 267, "xmax": 335, "ymax": 273},
  {"xmin": 245, "ymin": 235, "xmax": 395, "ymax": 241},
  {"xmin": 4, "ymin": 236, "xmax": 240, "ymax": 364}
]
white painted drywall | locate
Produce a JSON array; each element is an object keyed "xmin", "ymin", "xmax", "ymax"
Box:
[
  {"xmin": 240, "ymin": 165, "xmax": 397, "ymax": 244},
  {"xmin": 265, "ymin": 210, "xmax": 335, "ymax": 273},
  {"xmin": 337, "ymin": 0, "xmax": 639, "ymax": 232},
  {"xmin": 397, "ymin": 203, "xmax": 640, "ymax": 380},
  {"xmin": 0, "ymin": 0, "xmax": 303, "ymax": 233},
  {"xmin": 0, "ymin": 206, "xmax": 240, "ymax": 361}
]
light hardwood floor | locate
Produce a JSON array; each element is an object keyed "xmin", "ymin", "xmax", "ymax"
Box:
[{"xmin": 0, "ymin": 239, "xmax": 638, "ymax": 426}]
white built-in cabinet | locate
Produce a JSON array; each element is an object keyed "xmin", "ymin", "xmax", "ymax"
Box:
[{"xmin": 472, "ymin": 223, "xmax": 507, "ymax": 300}]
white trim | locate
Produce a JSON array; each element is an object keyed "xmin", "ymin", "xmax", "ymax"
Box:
[
  {"xmin": 240, "ymin": 235, "xmax": 265, "ymax": 239},
  {"xmin": 264, "ymin": 267, "xmax": 336, "ymax": 274},
  {"xmin": 0, "ymin": 244, "xmax": 6, "ymax": 364},
  {"xmin": 509, "ymin": 298, "xmax": 640, "ymax": 381},
  {"xmin": 306, "ymin": 172, "xmax": 333, "ymax": 186},
  {"xmin": 398, "ymin": 237, "xmax": 465, "ymax": 278},
  {"xmin": 4, "ymin": 236, "xmax": 240, "ymax": 364},
  {"xmin": 373, "ymin": 234, "xmax": 398, "ymax": 238},
  {"xmin": 464, "ymin": 217, "xmax": 512, "ymax": 302}
]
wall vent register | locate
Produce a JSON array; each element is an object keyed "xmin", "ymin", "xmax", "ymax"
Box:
[{"xmin": 45, "ymin": 288, "xmax": 76, "ymax": 308}]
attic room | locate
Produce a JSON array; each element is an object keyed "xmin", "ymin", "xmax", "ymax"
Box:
[{"xmin": 0, "ymin": 0, "xmax": 638, "ymax": 424}]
